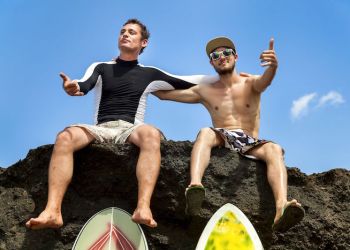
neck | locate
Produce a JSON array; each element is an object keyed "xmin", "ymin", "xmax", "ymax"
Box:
[
  {"xmin": 219, "ymin": 69, "xmax": 240, "ymax": 87},
  {"xmin": 118, "ymin": 51, "xmax": 139, "ymax": 61}
]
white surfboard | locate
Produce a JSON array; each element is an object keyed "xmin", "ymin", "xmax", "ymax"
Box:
[
  {"xmin": 196, "ymin": 203, "xmax": 263, "ymax": 250},
  {"xmin": 72, "ymin": 207, "xmax": 148, "ymax": 250}
]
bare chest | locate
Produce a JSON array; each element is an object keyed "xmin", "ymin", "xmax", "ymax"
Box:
[{"xmin": 205, "ymin": 85, "xmax": 257, "ymax": 113}]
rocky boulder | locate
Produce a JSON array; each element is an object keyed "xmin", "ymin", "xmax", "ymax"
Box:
[{"xmin": 0, "ymin": 141, "xmax": 349, "ymax": 249}]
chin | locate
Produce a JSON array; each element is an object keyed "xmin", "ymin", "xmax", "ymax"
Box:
[
  {"xmin": 119, "ymin": 46, "xmax": 135, "ymax": 53},
  {"xmin": 215, "ymin": 66, "xmax": 234, "ymax": 75}
]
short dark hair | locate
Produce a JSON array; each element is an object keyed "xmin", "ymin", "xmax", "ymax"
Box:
[{"xmin": 123, "ymin": 19, "xmax": 150, "ymax": 54}]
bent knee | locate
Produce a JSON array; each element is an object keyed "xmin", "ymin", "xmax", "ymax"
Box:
[
  {"xmin": 198, "ymin": 127, "xmax": 213, "ymax": 136},
  {"xmin": 196, "ymin": 128, "xmax": 218, "ymax": 145},
  {"xmin": 136, "ymin": 126, "xmax": 161, "ymax": 146},
  {"xmin": 55, "ymin": 129, "xmax": 74, "ymax": 145},
  {"xmin": 140, "ymin": 126, "xmax": 161, "ymax": 140},
  {"xmin": 264, "ymin": 142, "xmax": 284, "ymax": 157},
  {"xmin": 53, "ymin": 129, "xmax": 77, "ymax": 153}
]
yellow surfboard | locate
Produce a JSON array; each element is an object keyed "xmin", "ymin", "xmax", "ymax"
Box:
[
  {"xmin": 196, "ymin": 203, "xmax": 263, "ymax": 250},
  {"xmin": 72, "ymin": 207, "xmax": 148, "ymax": 250}
]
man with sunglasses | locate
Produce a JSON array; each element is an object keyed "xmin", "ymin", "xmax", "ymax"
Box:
[
  {"xmin": 25, "ymin": 19, "xmax": 217, "ymax": 230},
  {"xmin": 156, "ymin": 37, "xmax": 305, "ymax": 232}
]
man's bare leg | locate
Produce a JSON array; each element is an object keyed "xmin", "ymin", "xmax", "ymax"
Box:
[
  {"xmin": 248, "ymin": 142, "xmax": 302, "ymax": 223},
  {"xmin": 185, "ymin": 128, "xmax": 224, "ymax": 215},
  {"xmin": 127, "ymin": 125, "xmax": 161, "ymax": 228},
  {"xmin": 190, "ymin": 128, "xmax": 223, "ymax": 187},
  {"xmin": 26, "ymin": 127, "xmax": 95, "ymax": 229}
]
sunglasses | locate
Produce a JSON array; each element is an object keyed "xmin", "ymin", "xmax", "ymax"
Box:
[{"xmin": 210, "ymin": 48, "xmax": 236, "ymax": 61}]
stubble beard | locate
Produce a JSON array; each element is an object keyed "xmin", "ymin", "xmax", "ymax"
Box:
[{"xmin": 214, "ymin": 63, "xmax": 235, "ymax": 76}]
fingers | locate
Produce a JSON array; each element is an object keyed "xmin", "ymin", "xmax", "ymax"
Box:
[
  {"xmin": 60, "ymin": 71, "xmax": 72, "ymax": 89},
  {"xmin": 72, "ymin": 91, "xmax": 84, "ymax": 96},
  {"xmin": 64, "ymin": 81, "xmax": 83, "ymax": 96},
  {"xmin": 67, "ymin": 90, "xmax": 84, "ymax": 96},
  {"xmin": 260, "ymin": 53, "xmax": 276, "ymax": 62},
  {"xmin": 260, "ymin": 58, "xmax": 277, "ymax": 67},
  {"xmin": 269, "ymin": 38, "xmax": 274, "ymax": 50},
  {"xmin": 260, "ymin": 38, "xmax": 277, "ymax": 68},
  {"xmin": 260, "ymin": 55, "xmax": 277, "ymax": 67},
  {"xmin": 66, "ymin": 87, "xmax": 82, "ymax": 96},
  {"xmin": 259, "ymin": 38, "xmax": 275, "ymax": 56},
  {"xmin": 65, "ymin": 81, "xmax": 77, "ymax": 90},
  {"xmin": 59, "ymin": 72, "xmax": 70, "ymax": 81},
  {"xmin": 260, "ymin": 61, "xmax": 277, "ymax": 67},
  {"xmin": 60, "ymin": 72, "xmax": 83, "ymax": 96}
]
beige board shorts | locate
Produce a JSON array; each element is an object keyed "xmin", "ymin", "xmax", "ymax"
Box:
[{"xmin": 69, "ymin": 120, "xmax": 143, "ymax": 144}]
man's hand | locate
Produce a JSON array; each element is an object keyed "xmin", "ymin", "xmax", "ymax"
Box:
[
  {"xmin": 252, "ymin": 38, "xmax": 278, "ymax": 93},
  {"xmin": 60, "ymin": 72, "xmax": 84, "ymax": 96},
  {"xmin": 260, "ymin": 38, "xmax": 278, "ymax": 68}
]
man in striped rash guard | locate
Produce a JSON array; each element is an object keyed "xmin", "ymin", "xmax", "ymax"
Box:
[{"xmin": 26, "ymin": 18, "xmax": 216, "ymax": 229}]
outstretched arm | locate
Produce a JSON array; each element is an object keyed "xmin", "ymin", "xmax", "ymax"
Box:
[
  {"xmin": 153, "ymin": 85, "xmax": 201, "ymax": 103},
  {"xmin": 252, "ymin": 38, "xmax": 278, "ymax": 93},
  {"xmin": 60, "ymin": 72, "xmax": 84, "ymax": 96}
]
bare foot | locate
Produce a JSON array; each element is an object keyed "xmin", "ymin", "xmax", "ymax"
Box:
[
  {"xmin": 26, "ymin": 210, "xmax": 63, "ymax": 230},
  {"xmin": 131, "ymin": 206, "xmax": 157, "ymax": 228}
]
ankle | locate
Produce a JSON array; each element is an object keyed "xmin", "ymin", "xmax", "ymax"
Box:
[
  {"xmin": 137, "ymin": 199, "xmax": 151, "ymax": 209},
  {"xmin": 44, "ymin": 205, "xmax": 61, "ymax": 215},
  {"xmin": 275, "ymin": 199, "xmax": 287, "ymax": 209}
]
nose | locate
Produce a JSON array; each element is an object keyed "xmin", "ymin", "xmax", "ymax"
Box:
[{"xmin": 218, "ymin": 55, "xmax": 226, "ymax": 61}]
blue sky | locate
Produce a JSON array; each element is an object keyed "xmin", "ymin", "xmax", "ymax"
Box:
[{"xmin": 1, "ymin": 0, "xmax": 349, "ymax": 174}]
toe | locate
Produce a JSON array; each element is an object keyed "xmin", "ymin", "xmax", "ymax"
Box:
[{"xmin": 149, "ymin": 219, "xmax": 157, "ymax": 228}]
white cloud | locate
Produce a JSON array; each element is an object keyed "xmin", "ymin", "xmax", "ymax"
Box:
[
  {"xmin": 317, "ymin": 91, "xmax": 345, "ymax": 107},
  {"xmin": 291, "ymin": 93, "xmax": 317, "ymax": 120},
  {"xmin": 291, "ymin": 91, "xmax": 346, "ymax": 120}
]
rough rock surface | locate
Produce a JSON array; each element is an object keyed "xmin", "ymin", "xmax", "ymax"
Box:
[{"xmin": 0, "ymin": 141, "xmax": 349, "ymax": 250}]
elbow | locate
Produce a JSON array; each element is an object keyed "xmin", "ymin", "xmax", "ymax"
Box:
[{"xmin": 154, "ymin": 91, "xmax": 166, "ymax": 100}]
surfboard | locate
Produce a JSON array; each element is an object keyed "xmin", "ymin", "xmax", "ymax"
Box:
[
  {"xmin": 195, "ymin": 203, "xmax": 263, "ymax": 250},
  {"xmin": 72, "ymin": 207, "xmax": 149, "ymax": 250}
]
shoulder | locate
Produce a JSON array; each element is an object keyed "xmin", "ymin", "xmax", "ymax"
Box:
[
  {"xmin": 198, "ymin": 81, "xmax": 216, "ymax": 89},
  {"xmin": 135, "ymin": 65, "xmax": 171, "ymax": 78},
  {"xmin": 137, "ymin": 64, "xmax": 162, "ymax": 72},
  {"xmin": 87, "ymin": 61, "xmax": 116, "ymax": 69},
  {"xmin": 241, "ymin": 74, "xmax": 260, "ymax": 85},
  {"xmin": 240, "ymin": 73, "xmax": 260, "ymax": 80},
  {"xmin": 196, "ymin": 80, "xmax": 218, "ymax": 94}
]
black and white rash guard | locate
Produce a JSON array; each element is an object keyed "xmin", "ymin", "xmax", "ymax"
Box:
[{"xmin": 76, "ymin": 57, "xmax": 217, "ymax": 125}]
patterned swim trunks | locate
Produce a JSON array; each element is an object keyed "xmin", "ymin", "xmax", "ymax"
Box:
[{"xmin": 211, "ymin": 128, "xmax": 272, "ymax": 158}]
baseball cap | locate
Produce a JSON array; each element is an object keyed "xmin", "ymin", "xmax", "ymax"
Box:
[{"xmin": 206, "ymin": 37, "xmax": 236, "ymax": 57}]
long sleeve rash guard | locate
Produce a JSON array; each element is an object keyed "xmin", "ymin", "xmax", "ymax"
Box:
[{"xmin": 76, "ymin": 57, "xmax": 217, "ymax": 125}]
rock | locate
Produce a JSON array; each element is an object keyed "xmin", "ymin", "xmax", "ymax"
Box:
[{"xmin": 0, "ymin": 141, "xmax": 349, "ymax": 249}]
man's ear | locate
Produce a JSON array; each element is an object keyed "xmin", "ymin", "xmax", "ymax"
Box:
[
  {"xmin": 234, "ymin": 54, "xmax": 238, "ymax": 62},
  {"xmin": 209, "ymin": 59, "xmax": 213, "ymax": 66},
  {"xmin": 141, "ymin": 39, "xmax": 148, "ymax": 49}
]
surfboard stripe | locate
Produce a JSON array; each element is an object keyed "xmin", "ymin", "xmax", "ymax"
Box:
[
  {"xmin": 73, "ymin": 207, "xmax": 148, "ymax": 250},
  {"xmin": 109, "ymin": 208, "xmax": 114, "ymax": 250},
  {"xmin": 112, "ymin": 224, "xmax": 136, "ymax": 250}
]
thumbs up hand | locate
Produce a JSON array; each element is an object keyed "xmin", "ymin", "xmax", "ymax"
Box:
[{"xmin": 260, "ymin": 38, "xmax": 278, "ymax": 68}]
